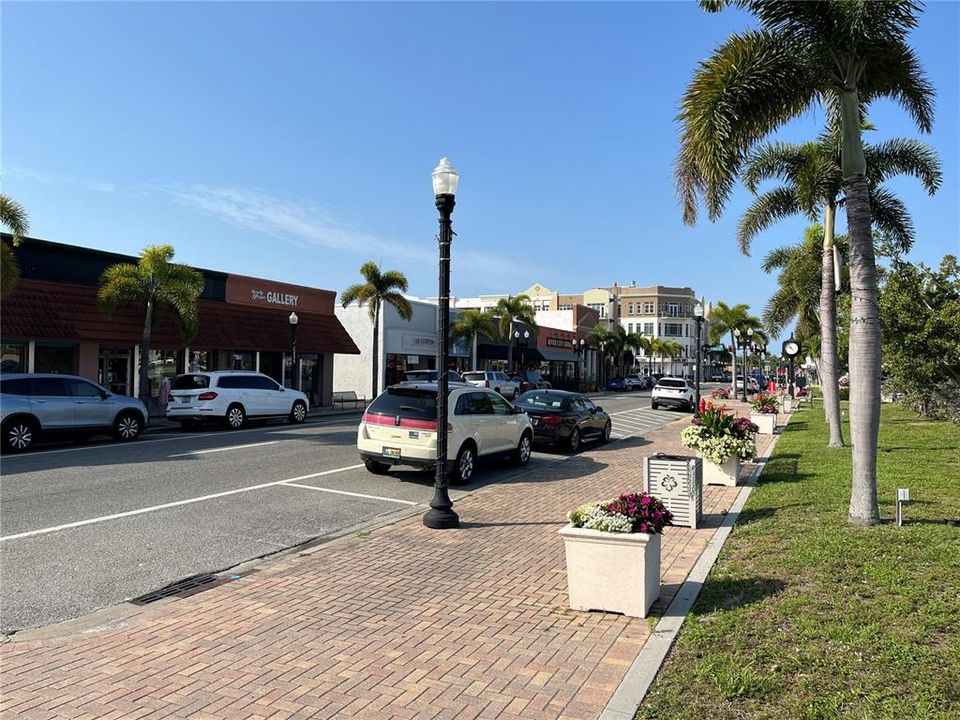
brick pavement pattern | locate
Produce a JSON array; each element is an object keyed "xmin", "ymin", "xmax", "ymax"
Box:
[{"xmin": 1, "ymin": 403, "xmax": 781, "ymax": 720}]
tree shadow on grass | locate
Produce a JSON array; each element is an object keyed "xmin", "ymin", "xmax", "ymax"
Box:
[
  {"xmin": 734, "ymin": 503, "xmax": 810, "ymax": 526},
  {"xmin": 690, "ymin": 575, "xmax": 787, "ymax": 615},
  {"xmin": 757, "ymin": 454, "xmax": 811, "ymax": 484}
]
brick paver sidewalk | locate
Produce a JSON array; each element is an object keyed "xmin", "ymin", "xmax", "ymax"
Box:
[{"xmin": 1, "ymin": 407, "xmax": 781, "ymax": 720}]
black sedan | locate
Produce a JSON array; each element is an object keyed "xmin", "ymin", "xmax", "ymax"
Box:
[{"xmin": 513, "ymin": 389, "xmax": 611, "ymax": 452}]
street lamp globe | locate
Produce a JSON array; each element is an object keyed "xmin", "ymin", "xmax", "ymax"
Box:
[
  {"xmin": 432, "ymin": 157, "xmax": 459, "ymax": 197},
  {"xmin": 733, "ymin": 327, "xmax": 741, "ymax": 339},
  {"xmin": 693, "ymin": 302, "xmax": 704, "ymax": 320},
  {"xmin": 289, "ymin": 311, "xmax": 299, "ymax": 326},
  {"xmin": 523, "ymin": 330, "xmax": 530, "ymax": 340}
]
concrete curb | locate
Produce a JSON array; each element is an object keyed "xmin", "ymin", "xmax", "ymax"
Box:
[{"xmin": 599, "ymin": 422, "xmax": 790, "ymax": 720}]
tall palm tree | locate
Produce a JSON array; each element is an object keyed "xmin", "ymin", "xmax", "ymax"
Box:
[
  {"xmin": 739, "ymin": 133, "xmax": 941, "ymax": 447},
  {"xmin": 98, "ymin": 245, "xmax": 205, "ymax": 405},
  {"xmin": 341, "ymin": 261, "xmax": 412, "ymax": 397},
  {"xmin": 493, "ymin": 294, "xmax": 538, "ymax": 371},
  {"xmin": 706, "ymin": 302, "xmax": 760, "ymax": 391},
  {"xmin": 624, "ymin": 332, "xmax": 650, "ymax": 376},
  {"xmin": 586, "ymin": 324, "xmax": 613, "ymax": 388},
  {"xmin": 606, "ymin": 325, "xmax": 628, "ymax": 378},
  {"xmin": 1, "ymin": 194, "xmax": 29, "ymax": 297},
  {"xmin": 451, "ymin": 309, "xmax": 497, "ymax": 371},
  {"xmin": 676, "ymin": 1, "xmax": 935, "ymax": 526}
]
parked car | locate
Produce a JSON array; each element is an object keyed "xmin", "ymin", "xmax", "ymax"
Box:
[
  {"xmin": 357, "ymin": 383, "xmax": 533, "ymax": 483},
  {"xmin": 167, "ymin": 371, "xmax": 309, "ymax": 429},
  {"xmin": 733, "ymin": 377, "xmax": 761, "ymax": 394},
  {"xmin": 0, "ymin": 373, "xmax": 148, "ymax": 452},
  {"xmin": 461, "ymin": 371, "xmax": 520, "ymax": 399},
  {"xmin": 513, "ymin": 389, "xmax": 611, "ymax": 452},
  {"xmin": 511, "ymin": 369, "xmax": 552, "ymax": 394},
  {"xmin": 402, "ymin": 369, "xmax": 465, "ymax": 384},
  {"xmin": 623, "ymin": 375, "xmax": 645, "ymax": 391},
  {"xmin": 651, "ymin": 376, "xmax": 695, "ymax": 412},
  {"xmin": 606, "ymin": 378, "xmax": 628, "ymax": 392}
]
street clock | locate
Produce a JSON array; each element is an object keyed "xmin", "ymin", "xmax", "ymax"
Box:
[{"xmin": 782, "ymin": 337, "xmax": 801, "ymax": 359}]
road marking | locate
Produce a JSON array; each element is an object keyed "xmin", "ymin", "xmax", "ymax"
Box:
[
  {"xmin": 280, "ymin": 483, "xmax": 419, "ymax": 506},
  {"xmin": 0, "ymin": 464, "xmax": 365, "ymax": 542},
  {"xmin": 168, "ymin": 441, "xmax": 279, "ymax": 458}
]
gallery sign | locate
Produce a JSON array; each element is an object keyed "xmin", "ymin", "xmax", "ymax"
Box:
[
  {"xmin": 225, "ymin": 275, "xmax": 335, "ymax": 314},
  {"xmin": 401, "ymin": 334, "xmax": 437, "ymax": 353}
]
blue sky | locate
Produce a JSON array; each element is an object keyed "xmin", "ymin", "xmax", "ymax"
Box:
[{"xmin": 3, "ymin": 1, "xmax": 958, "ymax": 343}]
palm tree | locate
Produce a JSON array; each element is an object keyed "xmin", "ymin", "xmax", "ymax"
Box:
[
  {"xmin": 706, "ymin": 302, "xmax": 760, "ymax": 391},
  {"xmin": 739, "ymin": 133, "xmax": 941, "ymax": 448},
  {"xmin": 676, "ymin": 1, "xmax": 935, "ymax": 526},
  {"xmin": 98, "ymin": 245, "xmax": 205, "ymax": 405},
  {"xmin": 624, "ymin": 332, "xmax": 650, "ymax": 376},
  {"xmin": 493, "ymin": 295, "xmax": 538, "ymax": 371},
  {"xmin": 341, "ymin": 261, "xmax": 412, "ymax": 397},
  {"xmin": 452, "ymin": 309, "xmax": 496, "ymax": 371},
  {"xmin": 586, "ymin": 324, "xmax": 613, "ymax": 388},
  {"xmin": 1, "ymin": 194, "xmax": 29, "ymax": 297}
]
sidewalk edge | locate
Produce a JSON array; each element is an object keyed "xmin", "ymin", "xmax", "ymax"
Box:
[{"xmin": 599, "ymin": 425, "xmax": 789, "ymax": 720}]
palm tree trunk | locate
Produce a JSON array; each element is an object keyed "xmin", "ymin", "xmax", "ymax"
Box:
[
  {"xmin": 728, "ymin": 332, "xmax": 737, "ymax": 395},
  {"xmin": 371, "ymin": 302, "xmax": 380, "ymax": 398},
  {"xmin": 820, "ymin": 202, "xmax": 845, "ymax": 447},
  {"xmin": 140, "ymin": 298, "xmax": 153, "ymax": 406},
  {"xmin": 844, "ymin": 173, "xmax": 881, "ymax": 526},
  {"xmin": 506, "ymin": 320, "xmax": 515, "ymax": 371},
  {"xmin": 472, "ymin": 333, "xmax": 478, "ymax": 371}
]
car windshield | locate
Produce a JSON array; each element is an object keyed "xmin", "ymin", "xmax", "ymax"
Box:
[
  {"xmin": 658, "ymin": 379, "xmax": 687, "ymax": 389},
  {"xmin": 172, "ymin": 374, "xmax": 210, "ymax": 390},
  {"xmin": 517, "ymin": 392, "xmax": 565, "ymax": 409},
  {"xmin": 367, "ymin": 387, "xmax": 437, "ymax": 420},
  {"xmin": 462, "ymin": 372, "xmax": 484, "ymax": 381}
]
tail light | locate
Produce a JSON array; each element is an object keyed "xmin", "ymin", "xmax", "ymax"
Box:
[
  {"xmin": 540, "ymin": 414, "xmax": 562, "ymax": 426},
  {"xmin": 198, "ymin": 391, "xmax": 218, "ymax": 401},
  {"xmin": 362, "ymin": 412, "xmax": 437, "ymax": 431}
]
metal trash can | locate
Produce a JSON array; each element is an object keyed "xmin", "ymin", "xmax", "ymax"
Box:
[{"xmin": 644, "ymin": 453, "xmax": 703, "ymax": 529}]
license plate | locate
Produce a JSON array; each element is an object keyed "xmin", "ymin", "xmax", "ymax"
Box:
[
  {"xmin": 382, "ymin": 447, "xmax": 401, "ymax": 459},
  {"xmin": 408, "ymin": 431, "xmax": 419, "ymax": 439},
  {"xmin": 178, "ymin": 396, "xmax": 192, "ymax": 403}
]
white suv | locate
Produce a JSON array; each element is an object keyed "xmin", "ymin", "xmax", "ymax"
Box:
[
  {"xmin": 461, "ymin": 371, "xmax": 520, "ymax": 399},
  {"xmin": 357, "ymin": 383, "xmax": 534, "ymax": 484},
  {"xmin": 167, "ymin": 371, "xmax": 310, "ymax": 429},
  {"xmin": 651, "ymin": 377, "xmax": 695, "ymax": 412}
]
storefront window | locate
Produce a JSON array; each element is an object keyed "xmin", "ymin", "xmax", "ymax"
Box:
[
  {"xmin": 147, "ymin": 349, "xmax": 183, "ymax": 400},
  {"xmin": 259, "ymin": 352, "xmax": 283, "ymax": 384},
  {"xmin": 385, "ymin": 353, "xmax": 435, "ymax": 387},
  {"xmin": 34, "ymin": 343, "xmax": 77, "ymax": 374},
  {"xmin": 1, "ymin": 342, "xmax": 27, "ymax": 373},
  {"xmin": 212, "ymin": 350, "xmax": 254, "ymax": 370},
  {"xmin": 188, "ymin": 350, "xmax": 209, "ymax": 372}
]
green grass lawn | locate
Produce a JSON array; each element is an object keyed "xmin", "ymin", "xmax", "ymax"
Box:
[{"xmin": 636, "ymin": 403, "xmax": 960, "ymax": 720}]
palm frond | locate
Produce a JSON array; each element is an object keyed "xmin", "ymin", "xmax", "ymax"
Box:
[
  {"xmin": 1, "ymin": 242, "xmax": 20, "ymax": 297},
  {"xmin": 869, "ymin": 186, "xmax": 914, "ymax": 253},
  {"xmin": 737, "ymin": 186, "xmax": 803, "ymax": 255},
  {"xmin": 0, "ymin": 194, "xmax": 29, "ymax": 243},
  {"xmin": 379, "ymin": 270, "xmax": 410, "ymax": 294},
  {"xmin": 382, "ymin": 292, "xmax": 413, "ymax": 321},
  {"xmin": 859, "ymin": 38, "xmax": 934, "ymax": 134},
  {"xmin": 865, "ymin": 137, "xmax": 942, "ymax": 194},
  {"xmin": 97, "ymin": 264, "xmax": 145, "ymax": 311}
]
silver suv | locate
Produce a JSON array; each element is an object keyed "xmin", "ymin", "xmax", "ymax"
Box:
[
  {"xmin": 461, "ymin": 371, "xmax": 520, "ymax": 399},
  {"xmin": 0, "ymin": 373, "xmax": 148, "ymax": 452},
  {"xmin": 651, "ymin": 377, "xmax": 695, "ymax": 412}
]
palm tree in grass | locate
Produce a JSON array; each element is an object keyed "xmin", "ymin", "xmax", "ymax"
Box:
[
  {"xmin": 739, "ymin": 133, "xmax": 941, "ymax": 447},
  {"xmin": 452, "ymin": 309, "xmax": 497, "ymax": 371},
  {"xmin": 493, "ymin": 295, "xmax": 538, "ymax": 371},
  {"xmin": 341, "ymin": 261, "xmax": 412, "ymax": 398},
  {"xmin": 98, "ymin": 245, "xmax": 205, "ymax": 405},
  {"xmin": 1, "ymin": 194, "xmax": 29, "ymax": 297},
  {"xmin": 677, "ymin": 1, "xmax": 936, "ymax": 525}
]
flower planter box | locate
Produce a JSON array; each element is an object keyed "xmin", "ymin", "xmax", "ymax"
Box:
[
  {"xmin": 782, "ymin": 397, "xmax": 796, "ymax": 413},
  {"xmin": 700, "ymin": 455, "xmax": 741, "ymax": 486},
  {"xmin": 644, "ymin": 454, "xmax": 702, "ymax": 529},
  {"xmin": 750, "ymin": 412, "xmax": 776, "ymax": 435},
  {"xmin": 559, "ymin": 525, "xmax": 661, "ymax": 618}
]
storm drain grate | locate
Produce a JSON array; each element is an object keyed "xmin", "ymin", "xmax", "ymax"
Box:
[{"xmin": 130, "ymin": 572, "xmax": 231, "ymax": 605}]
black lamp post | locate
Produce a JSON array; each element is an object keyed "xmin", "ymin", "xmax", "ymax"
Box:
[
  {"xmin": 424, "ymin": 157, "xmax": 459, "ymax": 531},
  {"xmin": 693, "ymin": 301, "xmax": 704, "ymax": 411},
  {"xmin": 288, "ymin": 311, "xmax": 299, "ymax": 391},
  {"xmin": 733, "ymin": 327, "xmax": 753, "ymax": 402},
  {"xmin": 513, "ymin": 329, "xmax": 530, "ymax": 371},
  {"xmin": 574, "ymin": 338, "xmax": 585, "ymax": 390}
]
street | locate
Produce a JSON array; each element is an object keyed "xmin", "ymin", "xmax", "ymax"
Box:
[{"xmin": 0, "ymin": 391, "xmax": 681, "ymax": 633}]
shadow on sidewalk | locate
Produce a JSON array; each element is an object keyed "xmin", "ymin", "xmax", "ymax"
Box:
[{"xmin": 657, "ymin": 576, "xmax": 787, "ymax": 618}]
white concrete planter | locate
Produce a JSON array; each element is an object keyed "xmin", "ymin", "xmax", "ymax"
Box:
[
  {"xmin": 559, "ymin": 525, "xmax": 661, "ymax": 618},
  {"xmin": 644, "ymin": 454, "xmax": 703, "ymax": 529},
  {"xmin": 750, "ymin": 412, "xmax": 776, "ymax": 435},
  {"xmin": 782, "ymin": 397, "xmax": 796, "ymax": 413},
  {"xmin": 700, "ymin": 455, "xmax": 741, "ymax": 486}
]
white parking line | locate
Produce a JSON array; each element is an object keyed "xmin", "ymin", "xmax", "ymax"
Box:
[
  {"xmin": 168, "ymin": 441, "xmax": 279, "ymax": 458},
  {"xmin": 281, "ymin": 483, "xmax": 418, "ymax": 506},
  {"xmin": 0, "ymin": 464, "xmax": 365, "ymax": 542}
]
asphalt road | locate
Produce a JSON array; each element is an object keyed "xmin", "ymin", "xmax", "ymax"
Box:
[{"xmin": 0, "ymin": 390, "xmax": 687, "ymax": 633}]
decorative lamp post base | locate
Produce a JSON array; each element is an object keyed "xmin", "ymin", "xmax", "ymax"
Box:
[{"xmin": 423, "ymin": 486, "xmax": 459, "ymax": 529}]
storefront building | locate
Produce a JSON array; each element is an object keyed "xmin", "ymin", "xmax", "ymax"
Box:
[{"xmin": 1, "ymin": 236, "xmax": 359, "ymax": 413}]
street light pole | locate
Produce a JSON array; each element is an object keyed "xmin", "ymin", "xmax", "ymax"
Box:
[
  {"xmin": 693, "ymin": 302, "xmax": 704, "ymax": 412},
  {"xmin": 289, "ymin": 312, "xmax": 299, "ymax": 391},
  {"xmin": 424, "ymin": 158, "xmax": 459, "ymax": 531},
  {"xmin": 574, "ymin": 338, "xmax": 584, "ymax": 390}
]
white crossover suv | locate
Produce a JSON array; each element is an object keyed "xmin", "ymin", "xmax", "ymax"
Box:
[
  {"xmin": 167, "ymin": 371, "xmax": 309, "ymax": 429},
  {"xmin": 651, "ymin": 377, "xmax": 695, "ymax": 412},
  {"xmin": 357, "ymin": 383, "xmax": 534, "ymax": 484}
]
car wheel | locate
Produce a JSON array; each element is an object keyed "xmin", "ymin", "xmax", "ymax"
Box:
[
  {"xmin": 513, "ymin": 433, "xmax": 532, "ymax": 466},
  {"xmin": 451, "ymin": 443, "xmax": 476, "ymax": 485},
  {"xmin": 651, "ymin": 402, "xmax": 659, "ymax": 410},
  {"xmin": 568, "ymin": 427, "xmax": 581, "ymax": 453},
  {"xmin": 289, "ymin": 400, "xmax": 308, "ymax": 424},
  {"xmin": 3, "ymin": 418, "xmax": 37, "ymax": 452},
  {"xmin": 225, "ymin": 404, "xmax": 246, "ymax": 430},
  {"xmin": 113, "ymin": 411, "xmax": 143, "ymax": 441},
  {"xmin": 601, "ymin": 421, "xmax": 612, "ymax": 443},
  {"xmin": 364, "ymin": 458, "xmax": 390, "ymax": 475}
]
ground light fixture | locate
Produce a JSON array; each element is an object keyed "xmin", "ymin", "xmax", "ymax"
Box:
[
  {"xmin": 289, "ymin": 311, "xmax": 299, "ymax": 391},
  {"xmin": 693, "ymin": 301, "xmax": 704, "ymax": 411},
  {"xmin": 424, "ymin": 157, "xmax": 460, "ymax": 530}
]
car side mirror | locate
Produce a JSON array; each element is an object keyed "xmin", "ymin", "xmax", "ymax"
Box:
[
  {"xmin": 589, "ymin": 407, "xmax": 597, "ymax": 414},
  {"xmin": 595, "ymin": 406, "xmax": 603, "ymax": 413},
  {"xmin": 100, "ymin": 390, "xmax": 110, "ymax": 400},
  {"xmin": 279, "ymin": 386, "xmax": 286, "ymax": 391}
]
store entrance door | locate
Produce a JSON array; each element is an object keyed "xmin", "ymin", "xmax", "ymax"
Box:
[{"xmin": 99, "ymin": 348, "xmax": 132, "ymax": 397}]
